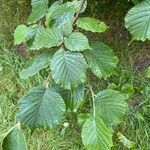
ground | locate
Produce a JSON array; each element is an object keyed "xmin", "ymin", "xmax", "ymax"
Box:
[{"xmin": 0, "ymin": 0, "xmax": 150, "ymax": 149}]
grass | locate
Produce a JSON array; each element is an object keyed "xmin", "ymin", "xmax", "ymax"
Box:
[{"xmin": 0, "ymin": 0, "xmax": 150, "ymax": 149}]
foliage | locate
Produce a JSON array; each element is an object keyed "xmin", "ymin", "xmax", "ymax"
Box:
[{"xmin": 1, "ymin": 0, "xmax": 150, "ymax": 149}]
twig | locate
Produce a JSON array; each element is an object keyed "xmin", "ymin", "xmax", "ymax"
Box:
[
  {"xmin": 73, "ymin": 0, "xmax": 86, "ymax": 26},
  {"xmin": 89, "ymin": 85, "xmax": 96, "ymax": 118},
  {"xmin": 43, "ymin": 74, "xmax": 51, "ymax": 87}
]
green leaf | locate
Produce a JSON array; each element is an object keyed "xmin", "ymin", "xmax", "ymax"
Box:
[
  {"xmin": 31, "ymin": 27, "xmax": 63, "ymax": 50},
  {"xmin": 82, "ymin": 117, "xmax": 113, "ymax": 150},
  {"xmin": 72, "ymin": 0, "xmax": 87, "ymax": 13},
  {"xmin": 95, "ymin": 89, "xmax": 128, "ymax": 126},
  {"xmin": 46, "ymin": 2, "xmax": 75, "ymax": 26},
  {"xmin": 2, "ymin": 123, "xmax": 28, "ymax": 150},
  {"xmin": 64, "ymin": 32, "xmax": 91, "ymax": 51},
  {"xmin": 121, "ymin": 83, "xmax": 135, "ymax": 99},
  {"xmin": 72, "ymin": 84, "xmax": 84, "ymax": 112},
  {"xmin": 54, "ymin": 11, "xmax": 74, "ymax": 36},
  {"xmin": 46, "ymin": 2, "xmax": 75, "ymax": 35},
  {"xmin": 28, "ymin": 0, "xmax": 48, "ymax": 24},
  {"xmin": 125, "ymin": 0, "xmax": 150, "ymax": 41},
  {"xmin": 76, "ymin": 17, "xmax": 108, "ymax": 33},
  {"xmin": 19, "ymin": 52, "xmax": 51, "ymax": 80},
  {"xmin": 78, "ymin": 113, "xmax": 91, "ymax": 126},
  {"xmin": 17, "ymin": 86, "xmax": 66, "ymax": 129},
  {"xmin": 14, "ymin": 25, "xmax": 27, "ymax": 45},
  {"xmin": 25, "ymin": 25, "xmax": 43, "ymax": 41},
  {"xmin": 50, "ymin": 49, "xmax": 87, "ymax": 89},
  {"xmin": 85, "ymin": 41, "xmax": 118, "ymax": 78},
  {"xmin": 146, "ymin": 66, "xmax": 150, "ymax": 78},
  {"xmin": 118, "ymin": 133, "xmax": 136, "ymax": 149}
]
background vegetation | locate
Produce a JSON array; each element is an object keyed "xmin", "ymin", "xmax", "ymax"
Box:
[{"xmin": 0, "ymin": 0, "xmax": 149, "ymax": 149}]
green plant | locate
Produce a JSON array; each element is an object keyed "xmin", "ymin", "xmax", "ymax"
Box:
[{"xmin": 2, "ymin": 0, "xmax": 150, "ymax": 149}]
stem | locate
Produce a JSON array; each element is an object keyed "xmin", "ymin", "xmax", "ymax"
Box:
[
  {"xmin": 89, "ymin": 85, "xmax": 96, "ymax": 118},
  {"xmin": 43, "ymin": 74, "xmax": 51, "ymax": 87},
  {"xmin": 73, "ymin": 0, "xmax": 86, "ymax": 26}
]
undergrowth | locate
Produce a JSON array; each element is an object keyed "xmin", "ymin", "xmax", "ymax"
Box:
[{"xmin": 0, "ymin": 0, "xmax": 149, "ymax": 149}]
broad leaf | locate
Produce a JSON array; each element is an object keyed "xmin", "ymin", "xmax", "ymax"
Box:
[
  {"xmin": 95, "ymin": 89, "xmax": 128, "ymax": 126},
  {"xmin": 17, "ymin": 86, "xmax": 66, "ymax": 129},
  {"xmin": 50, "ymin": 49, "xmax": 87, "ymax": 89},
  {"xmin": 72, "ymin": 84, "xmax": 84, "ymax": 112},
  {"xmin": 72, "ymin": 0, "xmax": 87, "ymax": 13},
  {"xmin": 14, "ymin": 25, "xmax": 27, "ymax": 45},
  {"xmin": 82, "ymin": 117, "xmax": 113, "ymax": 150},
  {"xmin": 2, "ymin": 123, "xmax": 28, "ymax": 150},
  {"xmin": 19, "ymin": 52, "xmax": 51, "ymax": 79},
  {"xmin": 125, "ymin": 0, "xmax": 150, "ymax": 41},
  {"xmin": 46, "ymin": 2, "xmax": 75, "ymax": 26},
  {"xmin": 76, "ymin": 17, "xmax": 108, "ymax": 33},
  {"xmin": 31, "ymin": 27, "xmax": 63, "ymax": 50},
  {"xmin": 64, "ymin": 32, "xmax": 91, "ymax": 51},
  {"xmin": 54, "ymin": 11, "xmax": 74, "ymax": 36},
  {"xmin": 28, "ymin": 0, "xmax": 48, "ymax": 24},
  {"xmin": 121, "ymin": 83, "xmax": 135, "ymax": 99},
  {"xmin": 25, "ymin": 25, "xmax": 43, "ymax": 41},
  {"xmin": 85, "ymin": 42, "xmax": 118, "ymax": 78}
]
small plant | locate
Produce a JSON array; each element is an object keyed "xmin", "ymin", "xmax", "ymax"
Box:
[{"xmin": 2, "ymin": 0, "xmax": 150, "ymax": 149}]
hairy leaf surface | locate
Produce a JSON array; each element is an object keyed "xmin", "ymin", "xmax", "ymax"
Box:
[
  {"xmin": 77, "ymin": 17, "xmax": 108, "ymax": 33},
  {"xmin": 19, "ymin": 52, "xmax": 51, "ymax": 79},
  {"xmin": 31, "ymin": 27, "xmax": 63, "ymax": 50},
  {"xmin": 64, "ymin": 32, "xmax": 91, "ymax": 51},
  {"xmin": 17, "ymin": 86, "xmax": 66, "ymax": 129},
  {"xmin": 82, "ymin": 117, "xmax": 113, "ymax": 150},
  {"xmin": 51, "ymin": 49, "xmax": 87, "ymax": 89},
  {"xmin": 125, "ymin": 0, "xmax": 150, "ymax": 41},
  {"xmin": 95, "ymin": 89, "xmax": 128, "ymax": 126},
  {"xmin": 85, "ymin": 42, "xmax": 118, "ymax": 78}
]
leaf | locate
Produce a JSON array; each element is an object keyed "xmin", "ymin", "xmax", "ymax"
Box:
[
  {"xmin": 50, "ymin": 49, "xmax": 87, "ymax": 89},
  {"xmin": 146, "ymin": 66, "xmax": 150, "ymax": 78},
  {"xmin": 19, "ymin": 52, "xmax": 51, "ymax": 79},
  {"xmin": 14, "ymin": 25, "xmax": 27, "ymax": 45},
  {"xmin": 78, "ymin": 113, "xmax": 91, "ymax": 126},
  {"xmin": 95, "ymin": 89, "xmax": 128, "ymax": 126},
  {"xmin": 25, "ymin": 24, "xmax": 43, "ymax": 41},
  {"xmin": 125, "ymin": 0, "xmax": 150, "ymax": 41},
  {"xmin": 85, "ymin": 41, "xmax": 118, "ymax": 78},
  {"xmin": 76, "ymin": 17, "xmax": 108, "ymax": 33},
  {"xmin": 72, "ymin": 84, "xmax": 85, "ymax": 112},
  {"xmin": 2, "ymin": 123, "xmax": 28, "ymax": 150},
  {"xmin": 46, "ymin": 2, "xmax": 75, "ymax": 26},
  {"xmin": 46, "ymin": 2, "xmax": 75, "ymax": 35},
  {"xmin": 118, "ymin": 133, "xmax": 136, "ymax": 149},
  {"xmin": 17, "ymin": 86, "xmax": 66, "ymax": 129},
  {"xmin": 31, "ymin": 27, "xmax": 63, "ymax": 50},
  {"xmin": 121, "ymin": 83, "xmax": 135, "ymax": 99},
  {"xmin": 54, "ymin": 11, "xmax": 74, "ymax": 36},
  {"xmin": 28, "ymin": 0, "xmax": 48, "ymax": 24},
  {"xmin": 82, "ymin": 117, "xmax": 113, "ymax": 150},
  {"xmin": 72, "ymin": 0, "xmax": 87, "ymax": 13},
  {"xmin": 64, "ymin": 32, "xmax": 91, "ymax": 51}
]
